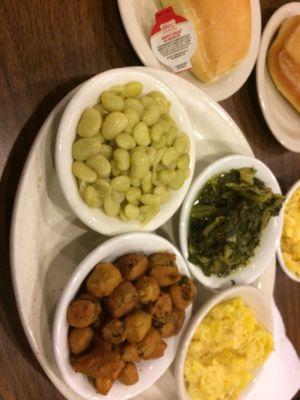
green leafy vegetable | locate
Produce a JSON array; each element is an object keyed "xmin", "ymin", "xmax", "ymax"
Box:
[{"xmin": 188, "ymin": 168, "xmax": 284, "ymax": 277}]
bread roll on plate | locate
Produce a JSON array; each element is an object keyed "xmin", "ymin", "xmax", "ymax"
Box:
[
  {"xmin": 160, "ymin": 0, "xmax": 252, "ymax": 82},
  {"xmin": 267, "ymin": 15, "xmax": 300, "ymax": 114}
]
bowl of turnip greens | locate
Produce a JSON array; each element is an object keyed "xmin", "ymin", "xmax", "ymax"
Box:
[{"xmin": 179, "ymin": 155, "xmax": 285, "ymax": 289}]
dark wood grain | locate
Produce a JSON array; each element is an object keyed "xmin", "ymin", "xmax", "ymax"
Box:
[{"xmin": 0, "ymin": 1, "xmax": 299, "ymax": 399}]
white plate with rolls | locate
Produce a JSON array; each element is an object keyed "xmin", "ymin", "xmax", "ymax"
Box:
[
  {"xmin": 256, "ymin": 2, "xmax": 300, "ymax": 153},
  {"xmin": 118, "ymin": 0, "xmax": 261, "ymax": 102}
]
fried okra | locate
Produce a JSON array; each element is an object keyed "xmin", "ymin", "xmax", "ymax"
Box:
[
  {"xmin": 95, "ymin": 377, "xmax": 114, "ymax": 395},
  {"xmin": 115, "ymin": 253, "xmax": 149, "ymax": 281},
  {"xmin": 154, "ymin": 308, "xmax": 185, "ymax": 338},
  {"xmin": 124, "ymin": 310, "xmax": 152, "ymax": 342},
  {"xmin": 73, "ymin": 348, "xmax": 124, "ymax": 379},
  {"xmin": 118, "ymin": 362, "xmax": 138, "ymax": 385},
  {"xmin": 149, "ymin": 252, "xmax": 177, "ymax": 269},
  {"xmin": 169, "ymin": 276, "xmax": 197, "ymax": 310},
  {"xmin": 105, "ymin": 281, "xmax": 139, "ymax": 318},
  {"xmin": 148, "ymin": 293, "xmax": 172, "ymax": 322},
  {"xmin": 121, "ymin": 343, "xmax": 141, "ymax": 363},
  {"xmin": 150, "ymin": 266, "xmax": 181, "ymax": 287},
  {"xmin": 135, "ymin": 276, "xmax": 160, "ymax": 304},
  {"xmin": 142, "ymin": 339, "xmax": 167, "ymax": 360},
  {"xmin": 68, "ymin": 327, "xmax": 94, "ymax": 354},
  {"xmin": 136, "ymin": 328, "xmax": 161, "ymax": 359},
  {"xmin": 67, "ymin": 298, "xmax": 101, "ymax": 328},
  {"xmin": 86, "ymin": 263, "xmax": 122, "ymax": 297},
  {"xmin": 102, "ymin": 319, "xmax": 127, "ymax": 344}
]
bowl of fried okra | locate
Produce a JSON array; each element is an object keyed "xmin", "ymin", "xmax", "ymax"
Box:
[{"xmin": 53, "ymin": 232, "xmax": 197, "ymax": 400}]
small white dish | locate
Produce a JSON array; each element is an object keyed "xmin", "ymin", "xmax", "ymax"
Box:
[
  {"xmin": 175, "ymin": 285, "xmax": 273, "ymax": 400},
  {"xmin": 179, "ymin": 154, "xmax": 283, "ymax": 290},
  {"xmin": 256, "ymin": 2, "xmax": 300, "ymax": 153},
  {"xmin": 56, "ymin": 67, "xmax": 195, "ymax": 236},
  {"xmin": 277, "ymin": 179, "xmax": 300, "ymax": 283},
  {"xmin": 53, "ymin": 232, "xmax": 192, "ymax": 400},
  {"xmin": 118, "ymin": 0, "xmax": 261, "ymax": 102}
]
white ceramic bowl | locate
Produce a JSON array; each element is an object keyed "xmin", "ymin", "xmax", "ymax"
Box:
[
  {"xmin": 277, "ymin": 179, "xmax": 300, "ymax": 283},
  {"xmin": 53, "ymin": 232, "xmax": 193, "ymax": 400},
  {"xmin": 175, "ymin": 285, "xmax": 273, "ymax": 400},
  {"xmin": 55, "ymin": 67, "xmax": 195, "ymax": 236},
  {"xmin": 256, "ymin": 2, "xmax": 300, "ymax": 152},
  {"xmin": 179, "ymin": 154, "xmax": 283, "ymax": 289}
]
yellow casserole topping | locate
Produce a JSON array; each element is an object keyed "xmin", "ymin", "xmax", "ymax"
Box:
[
  {"xmin": 281, "ymin": 187, "xmax": 300, "ymax": 278},
  {"xmin": 184, "ymin": 297, "xmax": 273, "ymax": 400}
]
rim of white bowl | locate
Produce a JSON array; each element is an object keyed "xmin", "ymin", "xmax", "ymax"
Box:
[
  {"xmin": 55, "ymin": 67, "xmax": 195, "ymax": 236},
  {"xmin": 53, "ymin": 231, "xmax": 192, "ymax": 400},
  {"xmin": 179, "ymin": 154, "xmax": 283, "ymax": 289},
  {"xmin": 276, "ymin": 179, "xmax": 300, "ymax": 283},
  {"xmin": 175, "ymin": 285, "xmax": 273, "ymax": 400}
]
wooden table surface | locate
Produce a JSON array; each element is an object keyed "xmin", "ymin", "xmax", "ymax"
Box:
[{"xmin": 0, "ymin": 1, "xmax": 299, "ymax": 399}]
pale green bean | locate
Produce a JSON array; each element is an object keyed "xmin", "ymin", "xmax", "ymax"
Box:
[
  {"xmin": 158, "ymin": 169, "xmax": 176, "ymax": 185},
  {"xmin": 116, "ymin": 133, "xmax": 136, "ymax": 150},
  {"xmin": 72, "ymin": 161, "xmax": 97, "ymax": 182},
  {"xmin": 142, "ymin": 104, "xmax": 160, "ymax": 126},
  {"xmin": 86, "ymin": 154, "xmax": 111, "ymax": 178},
  {"xmin": 124, "ymin": 203, "xmax": 140, "ymax": 220},
  {"xmin": 148, "ymin": 92, "xmax": 170, "ymax": 114},
  {"xmin": 130, "ymin": 150, "xmax": 150, "ymax": 179},
  {"xmin": 174, "ymin": 134, "xmax": 190, "ymax": 154},
  {"xmin": 177, "ymin": 153, "xmax": 190, "ymax": 170},
  {"xmin": 140, "ymin": 205, "xmax": 159, "ymax": 224},
  {"xmin": 150, "ymin": 124, "xmax": 164, "ymax": 143},
  {"xmin": 125, "ymin": 187, "xmax": 141, "ymax": 204},
  {"xmin": 162, "ymin": 147, "xmax": 178, "ymax": 166},
  {"xmin": 98, "ymin": 144, "xmax": 113, "ymax": 160},
  {"xmin": 103, "ymin": 196, "xmax": 120, "ymax": 217},
  {"xmin": 77, "ymin": 108, "xmax": 102, "ymax": 138},
  {"xmin": 168, "ymin": 170, "xmax": 185, "ymax": 190},
  {"xmin": 133, "ymin": 122, "xmax": 150, "ymax": 146},
  {"xmin": 141, "ymin": 171, "xmax": 152, "ymax": 194},
  {"xmin": 152, "ymin": 135, "xmax": 166, "ymax": 149},
  {"xmin": 113, "ymin": 148, "xmax": 130, "ymax": 171},
  {"xmin": 94, "ymin": 178, "xmax": 111, "ymax": 197},
  {"xmin": 140, "ymin": 194, "xmax": 161, "ymax": 206},
  {"xmin": 165, "ymin": 126, "xmax": 179, "ymax": 146},
  {"xmin": 111, "ymin": 159, "xmax": 122, "ymax": 177},
  {"xmin": 124, "ymin": 108, "xmax": 140, "ymax": 133},
  {"xmin": 83, "ymin": 186, "xmax": 102, "ymax": 208},
  {"xmin": 112, "ymin": 190, "xmax": 125, "ymax": 203},
  {"xmin": 109, "ymin": 85, "xmax": 125, "ymax": 94},
  {"xmin": 153, "ymin": 185, "xmax": 169, "ymax": 203},
  {"xmin": 102, "ymin": 112, "xmax": 128, "ymax": 140},
  {"xmin": 141, "ymin": 96, "xmax": 155, "ymax": 108},
  {"xmin": 72, "ymin": 138, "xmax": 101, "ymax": 161},
  {"xmin": 124, "ymin": 98, "xmax": 144, "ymax": 117},
  {"xmin": 124, "ymin": 81, "xmax": 143, "ymax": 98},
  {"xmin": 111, "ymin": 176, "xmax": 131, "ymax": 192},
  {"xmin": 101, "ymin": 90, "xmax": 125, "ymax": 112},
  {"xmin": 93, "ymin": 104, "xmax": 108, "ymax": 116}
]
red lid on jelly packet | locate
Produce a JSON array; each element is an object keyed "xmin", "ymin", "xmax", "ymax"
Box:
[{"xmin": 150, "ymin": 7, "xmax": 196, "ymax": 73}]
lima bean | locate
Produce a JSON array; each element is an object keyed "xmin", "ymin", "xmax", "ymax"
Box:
[
  {"xmin": 86, "ymin": 154, "xmax": 111, "ymax": 178},
  {"xmin": 153, "ymin": 185, "xmax": 169, "ymax": 203},
  {"xmin": 125, "ymin": 187, "xmax": 141, "ymax": 204},
  {"xmin": 141, "ymin": 171, "xmax": 152, "ymax": 194},
  {"xmin": 140, "ymin": 205, "xmax": 159, "ymax": 224},
  {"xmin": 148, "ymin": 92, "xmax": 170, "ymax": 114},
  {"xmin": 72, "ymin": 138, "xmax": 101, "ymax": 161},
  {"xmin": 174, "ymin": 134, "xmax": 190, "ymax": 154},
  {"xmin": 124, "ymin": 203, "xmax": 140, "ymax": 220},
  {"xmin": 77, "ymin": 108, "xmax": 102, "ymax": 138},
  {"xmin": 113, "ymin": 148, "xmax": 130, "ymax": 171},
  {"xmin": 142, "ymin": 104, "xmax": 160, "ymax": 126},
  {"xmin": 72, "ymin": 161, "xmax": 97, "ymax": 182},
  {"xmin": 130, "ymin": 150, "xmax": 150, "ymax": 179},
  {"xmin": 124, "ymin": 98, "xmax": 144, "ymax": 117},
  {"xmin": 83, "ymin": 186, "xmax": 102, "ymax": 208},
  {"xmin": 99, "ymin": 144, "xmax": 113, "ymax": 160},
  {"xmin": 102, "ymin": 112, "xmax": 128, "ymax": 140},
  {"xmin": 103, "ymin": 196, "xmax": 120, "ymax": 217},
  {"xmin": 124, "ymin": 81, "xmax": 143, "ymax": 98},
  {"xmin": 140, "ymin": 194, "xmax": 161, "ymax": 206},
  {"xmin": 133, "ymin": 122, "xmax": 150, "ymax": 146},
  {"xmin": 124, "ymin": 108, "xmax": 140, "ymax": 133},
  {"xmin": 111, "ymin": 190, "xmax": 125, "ymax": 203},
  {"xmin": 111, "ymin": 176, "xmax": 131, "ymax": 192},
  {"xmin": 168, "ymin": 170, "xmax": 185, "ymax": 190},
  {"xmin": 177, "ymin": 153, "xmax": 190, "ymax": 171},
  {"xmin": 162, "ymin": 147, "xmax": 178, "ymax": 166},
  {"xmin": 141, "ymin": 96, "xmax": 155, "ymax": 108},
  {"xmin": 158, "ymin": 169, "xmax": 176, "ymax": 185},
  {"xmin": 94, "ymin": 178, "xmax": 111, "ymax": 197},
  {"xmin": 150, "ymin": 124, "xmax": 164, "ymax": 143},
  {"xmin": 101, "ymin": 91, "xmax": 125, "ymax": 112},
  {"xmin": 116, "ymin": 133, "xmax": 136, "ymax": 150}
]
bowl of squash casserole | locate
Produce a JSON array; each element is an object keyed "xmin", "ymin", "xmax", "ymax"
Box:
[{"xmin": 175, "ymin": 285, "xmax": 273, "ymax": 400}]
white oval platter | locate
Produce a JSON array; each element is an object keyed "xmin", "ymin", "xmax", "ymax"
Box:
[{"xmin": 10, "ymin": 67, "xmax": 275, "ymax": 400}]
